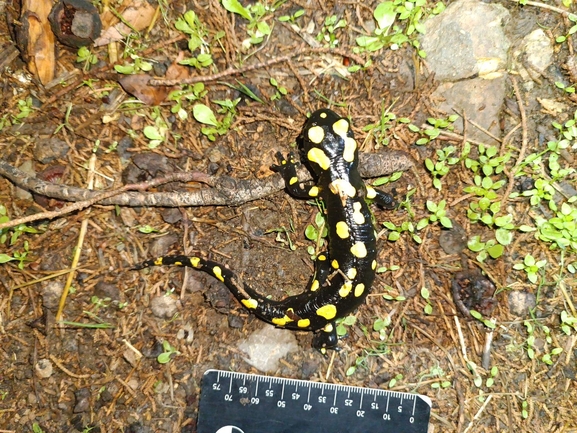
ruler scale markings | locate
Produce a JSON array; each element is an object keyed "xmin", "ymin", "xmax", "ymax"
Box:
[{"xmin": 198, "ymin": 370, "xmax": 430, "ymax": 433}]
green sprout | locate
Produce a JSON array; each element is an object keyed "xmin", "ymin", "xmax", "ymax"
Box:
[
  {"xmin": 157, "ymin": 340, "xmax": 180, "ymax": 364},
  {"xmin": 76, "ymin": 46, "xmax": 98, "ymax": 71},
  {"xmin": 221, "ymin": 0, "xmax": 274, "ymax": 49},
  {"xmin": 513, "ymin": 254, "xmax": 547, "ymax": 284},
  {"xmin": 316, "ymin": 15, "xmax": 347, "ymax": 47},
  {"xmin": 355, "ymin": 0, "xmax": 445, "ymax": 56},
  {"xmin": 192, "ymin": 98, "xmax": 240, "ymax": 141},
  {"xmin": 175, "ymin": 10, "xmax": 213, "ymax": 69}
]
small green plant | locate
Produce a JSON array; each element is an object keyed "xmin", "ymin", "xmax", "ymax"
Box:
[
  {"xmin": 409, "ymin": 114, "xmax": 459, "ymax": 145},
  {"xmin": 420, "ymin": 365, "xmax": 452, "ymax": 389},
  {"xmin": 175, "ymin": 10, "xmax": 213, "ymax": 69},
  {"xmin": 278, "ymin": 8, "xmax": 304, "ymax": 24},
  {"xmin": 269, "ymin": 77, "xmax": 287, "ymax": 101},
  {"xmin": 305, "ymin": 211, "xmax": 328, "ymax": 258},
  {"xmin": 143, "ymin": 113, "xmax": 170, "ymax": 149},
  {"xmin": 114, "ymin": 54, "xmax": 153, "ymax": 74},
  {"xmin": 221, "ymin": 0, "xmax": 274, "ymax": 49},
  {"xmin": 15, "ymin": 97, "xmax": 34, "ymax": 120},
  {"xmin": 469, "ymin": 310, "xmax": 496, "ymax": 329},
  {"xmin": 32, "ymin": 423, "xmax": 45, "ymax": 433},
  {"xmin": 554, "ymin": 13, "xmax": 577, "ymax": 43},
  {"xmin": 0, "ymin": 241, "xmax": 31, "ymax": 270},
  {"xmin": 336, "ymin": 315, "xmax": 357, "ymax": 338},
  {"xmin": 76, "ymin": 46, "xmax": 98, "ymax": 71},
  {"xmin": 316, "ymin": 15, "xmax": 347, "ymax": 47},
  {"xmin": 513, "ymin": 254, "xmax": 547, "ymax": 284},
  {"xmin": 467, "ymin": 235, "xmax": 504, "ymax": 262},
  {"xmin": 485, "ymin": 366, "xmax": 498, "ymax": 388},
  {"xmin": 465, "ymin": 143, "xmax": 511, "ymax": 177},
  {"xmin": 0, "ymin": 389, "xmax": 8, "ymax": 400},
  {"xmin": 193, "ymin": 99, "xmax": 240, "ymax": 141},
  {"xmin": 90, "ymin": 296, "xmax": 111, "ymax": 312},
  {"xmin": 266, "ymin": 224, "xmax": 297, "ymax": 251},
  {"xmin": 383, "ymin": 219, "xmax": 422, "ymax": 243},
  {"xmin": 424, "ymin": 145, "xmax": 461, "ymax": 190},
  {"xmin": 560, "ymin": 310, "xmax": 577, "ymax": 335},
  {"xmin": 137, "ymin": 225, "xmax": 160, "ymax": 234},
  {"xmin": 355, "ymin": 0, "xmax": 440, "ymax": 56},
  {"xmin": 420, "ymin": 200, "xmax": 453, "ymax": 229},
  {"xmin": 533, "ymin": 200, "xmax": 577, "ymax": 252},
  {"xmin": 421, "ymin": 286, "xmax": 432, "ymax": 314},
  {"xmin": 388, "ymin": 373, "xmax": 403, "ymax": 388},
  {"xmin": 168, "ymin": 83, "xmax": 208, "ymax": 121},
  {"xmin": 157, "ymin": 340, "xmax": 180, "ymax": 363}
]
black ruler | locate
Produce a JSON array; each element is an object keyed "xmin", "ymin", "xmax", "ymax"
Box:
[{"xmin": 197, "ymin": 369, "xmax": 432, "ymax": 433}]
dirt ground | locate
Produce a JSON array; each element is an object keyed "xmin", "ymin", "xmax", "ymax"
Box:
[{"xmin": 1, "ymin": 0, "xmax": 576, "ymax": 432}]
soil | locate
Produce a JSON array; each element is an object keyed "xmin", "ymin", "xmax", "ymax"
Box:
[{"xmin": 1, "ymin": 1, "xmax": 576, "ymax": 433}]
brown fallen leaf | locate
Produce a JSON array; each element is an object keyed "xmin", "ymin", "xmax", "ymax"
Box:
[
  {"xmin": 118, "ymin": 52, "xmax": 191, "ymax": 105},
  {"xmin": 94, "ymin": 0, "xmax": 156, "ymax": 47}
]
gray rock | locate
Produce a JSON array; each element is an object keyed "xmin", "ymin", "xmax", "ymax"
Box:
[
  {"xmin": 33, "ymin": 137, "xmax": 70, "ymax": 163},
  {"xmin": 421, "ymin": 0, "xmax": 511, "ymax": 81},
  {"xmin": 150, "ymin": 295, "xmax": 179, "ymax": 319},
  {"xmin": 508, "ymin": 290, "xmax": 536, "ymax": 317}
]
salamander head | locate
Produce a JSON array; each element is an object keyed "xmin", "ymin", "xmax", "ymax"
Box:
[{"xmin": 298, "ymin": 109, "xmax": 358, "ymax": 177}]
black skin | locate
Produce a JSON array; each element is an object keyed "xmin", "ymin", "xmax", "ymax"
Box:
[{"xmin": 134, "ymin": 109, "xmax": 395, "ymax": 353}]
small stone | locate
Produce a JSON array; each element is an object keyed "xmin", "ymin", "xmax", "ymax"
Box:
[
  {"xmin": 150, "ymin": 295, "xmax": 179, "ymax": 319},
  {"xmin": 508, "ymin": 291, "xmax": 536, "ymax": 317},
  {"xmin": 35, "ymin": 359, "xmax": 53, "ymax": 378},
  {"xmin": 439, "ymin": 220, "xmax": 467, "ymax": 254},
  {"xmin": 237, "ymin": 325, "xmax": 299, "ymax": 372},
  {"xmin": 33, "ymin": 137, "xmax": 70, "ymax": 163},
  {"xmin": 73, "ymin": 388, "xmax": 91, "ymax": 413},
  {"xmin": 149, "ymin": 234, "xmax": 179, "ymax": 258},
  {"xmin": 15, "ymin": 160, "xmax": 35, "ymax": 200},
  {"xmin": 94, "ymin": 281, "xmax": 120, "ymax": 301},
  {"xmin": 41, "ymin": 282, "xmax": 63, "ymax": 310}
]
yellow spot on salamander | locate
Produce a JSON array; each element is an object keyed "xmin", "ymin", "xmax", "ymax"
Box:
[
  {"xmin": 190, "ymin": 257, "xmax": 201, "ymax": 267},
  {"xmin": 272, "ymin": 315, "xmax": 292, "ymax": 326},
  {"xmin": 308, "ymin": 186, "xmax": 320, "ymax": 197},
  {"xmin": 343, "ymin": 137, "xmax": 357, "ymax": 162},
  {"xmin": 347, "ymin": 268, "xmax": 357, "ymax": 280},
  {"xmin": 297, "ymin": 318, "xmax": 311, "ymax": 328},
  {"xmin": 331, "ymin": 259, "xmax": 339, "ymax": 269},
  {"xmin": 174, "ymin": 261, "xmax": 183, "ymax": 266},
  {"xmin": 316, "ymin": 304, "xmax": 337, "ymax": 320},
  {"xmin": 213, "ymin": 266, "xmax": 225, "ymax": 282},
  {"xmin": 289, "ymin": 176, "xmax": 298, "ymax": 185},
  {"xmin": 310, "ymin": 280, "xmax": 320, "ymax": 292},
  {"xmin": 366, "ymin": 185, "xmax": 377, "ymax": 199},
  {"xmin": 320, "ymin": 111, "xmax": 328, "ymax": 118},
  {"xmin": 307, "ymin": 125, "xmax": 325, "ymax": 144},
  {"xmin": 323, "ymin": 323, "xmax": 334, "ymax": 333},
  {"xmin": 332, "ymin": 118, "xmax": 349, "ymax": 136},
  {"xmin": 307, "ymin": 147, "xmax": 331, "ymax": 170},
  {"xmin": 339, "ymin": 282, "xmax": 352, "ymax": 297},
  {"xmin": 354, "ymin": 283, "xmax": 365, "ymax": 297},
  {"xmin": 154, "ymin": 257, "xmax": 163, "ymax": 266},
  {"xmin": 352, "ymin": 202, "xmax": 365, "ymax": 224},
  {"xmin": 241, "ymin": 298, "xmax": 258, "ymax": 309},
  {"xmin": 329, "ymin": 179, "xmax": 356, "ymax": 199},
  {"xmin": 350, "ymin": 242, "xmax": 367, "ymax": 258},
  {"xmin": 372, "ymin": 260, "xmax": 377, "ymax": 270},
  {"xmin": 335, "ymin": 221, "xmax": 350, "ymax": 239},
  {"xmin": 318, "ymin": 254, "xmax": 327, "ymax": 261}
]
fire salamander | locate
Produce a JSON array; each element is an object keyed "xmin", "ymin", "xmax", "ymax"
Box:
[{"xmin": 134, "ymin": 109, "xmax": 394, "ymax": 352}]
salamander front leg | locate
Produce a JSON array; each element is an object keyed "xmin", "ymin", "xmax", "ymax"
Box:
[
  {"xmin": 312, "ymin": 322, "xmax": 339, "ymax": 355},
  {"xmin": 271, "ymin": 152, "xmax": 319, "ymax": 199}
]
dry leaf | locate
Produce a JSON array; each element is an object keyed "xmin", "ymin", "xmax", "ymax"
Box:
[{"xmin": 94, "ymin": 0, "xmax": 156, "ymax": 46}]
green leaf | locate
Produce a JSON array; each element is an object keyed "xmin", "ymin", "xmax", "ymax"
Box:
[
  {"xmin": 374, "ymin": 2, "xmax": 397, "ymax": 30},
  {"xmin": 440, "ymin": 217, "xmax": 453, "ymax": 228},
  {"xmin": 193, "ymin": 104, "xmax": 218, "ymax": 126},
  {"xmin": 0, "ymin": 254, "xmax": 16, "ymax": 264},
  {"xmin": 495, "ymin": 228, "xmax": 513, "ymax": 245},
  {"xmin": 143, "ymin": 126, "xmax": 164, "ymax": 140},
  {"xmin": 487, "ymin": 243, "xmax": 504, "ymax": 259},
  {"xmin": 157, "ymin": 352, "xmax": 172, "ymax": 364},
  {"xmin": 222, "ymin": 0, "xmax": 252, "ymax": 20}
]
